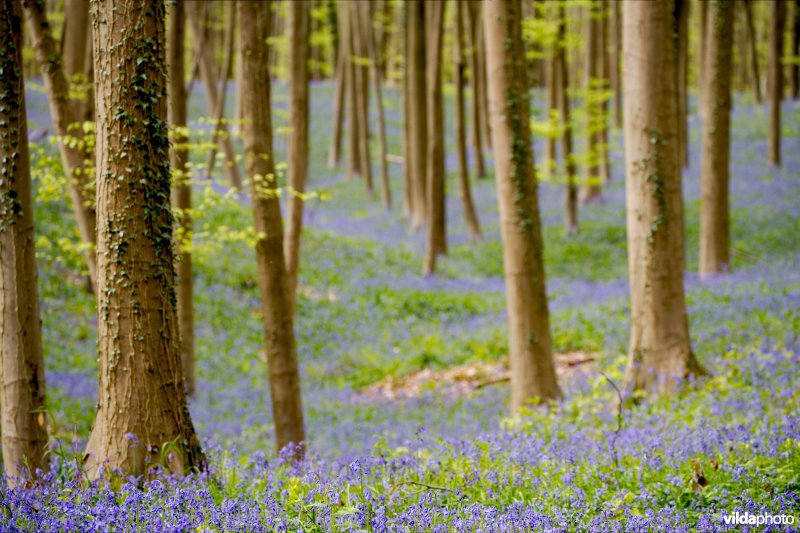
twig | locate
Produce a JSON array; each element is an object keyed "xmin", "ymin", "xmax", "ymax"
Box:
[
  {"xmin": 391, "ymin": 480, "xmax": 453, "ymax": 493},
  {"xmin": 599, "ymin": 371, "xmax": 624, "ymax": 471},
  {"xmin": 475, "ymin": 376, "xmax": 510, "ymax": 389}
]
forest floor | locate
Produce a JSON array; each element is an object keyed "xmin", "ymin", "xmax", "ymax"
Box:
[{"xmin": 5, "ymin": 82, "xmax": 799, "ymax": 530}]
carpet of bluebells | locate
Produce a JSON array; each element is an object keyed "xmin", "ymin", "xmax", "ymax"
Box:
[{"xmin": 2, "ymin": 81, "xmax": 799, "ymax": 531}]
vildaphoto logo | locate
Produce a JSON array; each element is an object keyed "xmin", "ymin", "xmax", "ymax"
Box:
[{"xmin": 722, "ymin": 511, "xmax": 795, "ymax": 526}]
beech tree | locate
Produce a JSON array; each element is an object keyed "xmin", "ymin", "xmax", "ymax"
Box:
[
  {"xmin": 700, "ymin": 0, "xmax": 733, "ymax": 277},
  {"xmin": 363, "ymin": 0, "xmax": 391, "ymax": 210},
  {"xmin": 62, "ymin": 0, "xmax": 92, "ymax": 122},
  {"xmin": 556, "ymin": 3, "xmax": 578, "ymax": 235},
  {"xmin": 743, "ymin": 0, "xmax": 762, "ymax": 104},
  {"xmin": 768, "ymin": 0, "xmax": 785, "ymax": 166},
  {"xmin": 675, "ymin": 0, "xmax": 689, "ymax": 169},
  {"xmin": 465, "ymin": 0, "xmax": 487, "ymax": 179},
  {"xmin": 484, "ymin": 0, "xmax": 561, "ymax": 411},
  {"xmin": 0, "ymin": 0, "xmax": 49, "ymax": 485},
  {"xmin": 423, "ymin": 0, "xmax": 446, "ymax": 275},
  {"xmin": 285, "ymin": 0, "xmax": 310, "ymax": 305},
  {"xmin": 350, "ymin": 1, "xmax": 373, "ymax": 197},
  {"xmin": 454, "ymin": 0, "xmax": 482, "ymax": 240},
  {"xmin": 239, "ymin": 0, "xmax": 306, "ymax": 457},
  {"xmin": 167, "ymin": 0, "xmax": 195, "ymax": 396},
  {"xmin": 185, "ymin": 2, "xmax": 242, "ymax": 189},
  {"xmin": 406, "ymin": 0, "xmax": 427, "ymax": 229},
  {"xmin": 582, "ymin": 1, "xmax": 602, "ymax": 204},
  {"xmin": 622, "ymin": 0, "xmax": 705, "ymax": 394},
  {"xmin": 328, "ymin": 4, "xmax": 346, "ymax": 169},
  {"xmin": 84, "ymin": 0, "xmax": 205, "ymax": 478},
  {"xmin": 22, "ymin": 0, "xmax": 97, "ymax": 287}
]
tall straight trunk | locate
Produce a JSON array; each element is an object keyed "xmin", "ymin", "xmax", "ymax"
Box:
[
  {"xmin": 22, "ymin": 0, "xmax": 97, "ymax": 288},
  {"xmin": 676, "ymin": 0, "xmax": 689, "ymax": 170},
  {"xmin": 84, "ymin": 0, "xmax": 205, "ymax": 478},
  {"xmin": 699, "ymin": 0, "xmax": 708, "ymax": 104},
  {"xmin": 364, "ymin": 1, "xmax": 392, "ymax": 209},
  {"xmin": 285, "ymin": 0, "xmax": 310, "ymax": 306},
  {"xmin": 168, "ymin": 0, "xmax": 195, "ymax": 397},
  {"xmin": 557, "ymin": 4, "xmax": 579, "ymax": 236},
  {"xmin": 545, "ymin": 25, "xmax": 558, "ymax": 177},
  {"xmin": 423, "ymin": 0, "xmax": 446, "ymax": 276},
  {"xmin": 402, "ymin": 1, "xmax": 412, "ymax": 216},
  {"xmin": 611, "ymin": 0, "xmax": 622, "ymax": 129},
  {"xmin": 185, "ymin": 3, "xmax": 242, "ymax": 189},
  {"xmin": 743, "ymin": 0, "xmax": 763, "ymax": 104},
  {"xmin": 700, "ymin": 0, "xmax": 733, "ymax": 277},
  {"xmin": 328, "ymin": 6, "xmax": 347, "ymax": 169},
  {"xmin": 466, "ymin": 0, "xmax": 487, "ymax": 178},
  {"xmin": 0, "ymin": 0, "xmax": 48, "ymax": 485},
  {"xmin": 582, "ymin": 2, "xmax": 602, "ymax": 203},
  {"xmin": 598, "ymin": 0, "xmax": 610, "ymax": 183},
  {"xmin": 239, "ymin": 0, "xmax": 306, "ymax": 458},
  {"xmin": 408, "ymin": 0, "xmax": 427, "ymax": 229},
  {"xmin": 377, "ymin": 0, "xmax": 393, "ymax": 81},
  {"xmin": 344, "ymin": 1, "xmax": 361, "ymax": 180},
  {"xmin": 476, "ymin": 8, "xmax": 492, "ymax": 151},
  {"xmin": 351, "ymin": 1, "xmax": 373, "ymax": 196},
  {"xmin": 622, "ymin": 0, "xmax": 705, "ymax": 395},
  {"xmin": 793, "ymin": 0, "xmax": 800, "ymax": 99},
  {"xmin": 454, "ymin": 0, "xmax": 482, "ymax": 240},
  {"xmin": 484, "ymin": 0, "xmax": 561, "ymax": 411},
  {"xmin": 205, "ymin": 2, "xmax": 237, "ymax": 182},
  {"xmin": 769, "ymin": 0, "xmax": 785, "ymax": 166},
  {"xmin": 736, "ymin": 3, "xmax": 748, "ymax": 90},
  {"xmin": 62, "ymin": 0, "xmax": 89, "ymax": 117}
]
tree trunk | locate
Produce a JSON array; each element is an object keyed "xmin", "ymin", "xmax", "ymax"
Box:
[
  {"xmin": 239, "ymin": 0, "xmax": 306, "ymax": 458},
  {"xmin": 675, "ymin": 0, "xmax": 689, "ymax": 170},
  {"xmin": 407, "ymin": 0, "xmax": 427, "ymax": 229},
  {"xmin": 84, "ymin": 0, "xmax": 205, "ymax": 478},
  {"xmin": 484, "ymin": 0, "xmax": 561, "ymax": 411},
  {"xmin": 185, "ymin": 2, "xmax": 242, "ymax": 189},
  {"xmin": 699, "ymin": 0, "xmax": 708, "ymax": 104},
  {"xmin": 793, "ymin": 0, "xmax": 800, "ymax": 99},
  {"xmin": 557, "ymin": 4, "xmax": 579, "ymax": 236},
  {"xmin": 402, "ymin": 1, "xmax": 412, "ymax": 216},
  {"xmin": 622, "ymin": 0, "xmax": 705, "ymax": 395},
  {"xmin": 598, "ymin": 0, "xmax": 611, "ymax": 184},
  {"xmin": 0, "ymin": 0, "xmax": 49, "ymax": 485},
  {"xmin": 328, "ymin": 5, "xmax": 347, "ymax": 169},
  {"xmin": 285, "ymin": 0, "xmax": 310, "ymax": 308},
  {"xmin": 168, "ymin": 0, "xmax": 195, "ymax": 397},
  {"xmin": 582, "ymin": 2, "xmax": 602, "ymax": 203},
  {"xmin": 768, "ymin": 0, "xmax": 785, "ymax": 166},
  {"xmin": 743, "ymin": 0, "xmax": 763, "ymax": 104},
  {"xmin": 351, "ymin": 1, "xmax": 373, "ymax": 197},
  {"xmin": 699, "ymin": 0, "xmax": 733, "ymax": 278},
  {"xmin": 22, "ymin": 0, "xmax": 97, "ymax": 288},
  {"xmin": 454, "ymin": 0, "xmax": 482, "ymax": 241},
  {"xmin": 545, "ymin": 20, "xmax": 558, "ymax": 179},
  {"xmin": 62, "ymin": 0, "xmax": 89, "ymax": 117},
  {"xmin": 476, "ymin": 8, "xmax": 492, "ymax": 151},
  {"xmin": 364, "ymin": 1, "xmax": 392, "ymax": 209},
  {"xmin": 423, "ymin": 0, "xmax": 446, "ymax": 276},
  {"xmin": 466, "ymin": 1, "xmax": 487, "ymax": 179},
  {"xmin": 377, "ymin": 0, "xmax": 393, "ymax": 82},
  {"xmin": 205, "ymin": 2, "xmax": 237, "ymax": 183},
  {"xmin": 611, "ymin": 0, "xmax": 622, "ymax": 129},
  {"xmin": 344, "ymin": 1, "xmax": 361, "ymax": 180}
]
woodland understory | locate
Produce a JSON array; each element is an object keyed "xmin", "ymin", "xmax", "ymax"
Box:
[{"xmin": 0, "ymin": 0, "xmax": 798, "ymax": 531}]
